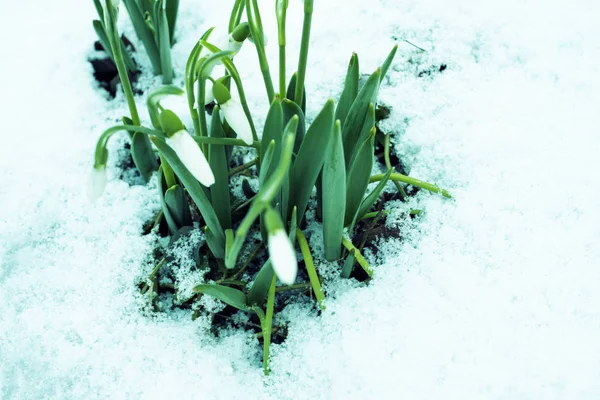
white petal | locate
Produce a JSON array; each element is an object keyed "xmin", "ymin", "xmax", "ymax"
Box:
[
  {"xmin": 226, "ymin": 38, "xmax": 243, "ymax": 54},
  {"xmin": 268, "ymin": 230, "xmax": 298, "ymax": 285},
  {"xmin": 86, "ymin": 166, "xmax": 107, "ymax": 202},
  {"xmin": 203, "ymin": 79, "xmax": 215, "ymax": 105},
  {"xmin": 166, "ymin": 130, "xmax": 215, "ymax": 187},
  {"xmin": 221, "ymin": 99, "xmax": 253, "ymax": 145}
]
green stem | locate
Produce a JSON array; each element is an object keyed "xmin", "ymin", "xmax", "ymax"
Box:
[
  {"xmin": 228, "ymin": 158, "xmax": 258, "ymax": 177},
  {"xmin": 361, "ymin": 210, "xmax": 390, "ymax": 220},
  {"xmin": 369, "ymin": 173, "xmax": 452, "ymax": 198},
  {"xmin": 245, "ymin": 0, "xmax": 275, "ymax": 102},
  {"xmin": 228, "ymin": 0, "xmax": 244, "ymax": 33},
  {"xmin": 159, "ymin": 155, "xmax": 176, "ymax": 187},
  {"xmin": 341, "ymin": 238, "xmax": 373, "ymax": 277},
  {"xmin": 262, "ymin": 276, "xmax": 276, "ymax": 375},
  {"xmin": 109, "ymin": 17, "xmax": 140, "ymax": 125},
  {"xmin": 274, "ymin": 282, "xmax": 311, "ymax": 292},
  {"xmin": 384, "ymin": 133, "xmax": 408, "ymax": 199},
  {"xmin": 192, "ymin": 136, "xmax": 259, "ymax": 149},
  {"xmin": 296, "ymin": 229, "xmax": 325, "ymax": 309},
  {"xmin": 294, "ymin": 0, "xmax": 313, "ymax": 106},
  {"xmin": 276, "ymin": 0, "xmax": 287, "ymax": 98}
]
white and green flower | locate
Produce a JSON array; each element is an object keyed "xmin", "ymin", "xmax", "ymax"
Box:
[{"xmin": 212, "ymin": 80, "xmax": 254, "ymax": 145}]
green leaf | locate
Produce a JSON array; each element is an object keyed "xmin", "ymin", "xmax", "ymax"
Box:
[
  {"xmin": 341, "ymin": 68, "xmax": 380, "ymax": 166},
  {"xmin": 157, "ymin": 165, "xmax": 179, "ymax": 234},
  {"xmin": 286, "ymin": 73, "xmax": 306, "ymax": 113},
  {"xmin": 344, "ymin": 129, "xmax": 375, "ymax": 227},
  {"xmin": 340, "ymin": 250, "xmax": 355, "ymax": 279},
  {"xmin": 93, "ymin": 20, "xmax": 114, "ymax": 61},
  {"xmin": 335, "ymin": 52, "xmax": 359, "ymax": 127},
  {"xmin": 131, "ymin": 130, "xmax": 158, "ymax": 182},
  {"xmin": 209, "ymin": 107, "xmax": 232, "ymax": 229},
  {"xmin": 259, "ymin": 140, "xmax": 276, "ymax": 242},
  {"xmin": 151, "ymin": 136, "xmax": 225, "ymax": 252},
  {"xmin": 380, "ymin": 44, "xmax": 398, "ymax": 83},
  {"xmin": 193, "ymin": 284, "xmax": 249, "ymax": 311},
  {"xmin": 165, "ymin": 0, "xmax": 179, "ymax": 46},
  {"xmin": 261, "ymin": 96, "xmax": 284, "ymax": 176},
  {"xmin": 247, "ymin": 261, "xmax": 274, "ymax": 306},
  {"xmin": 164, "ymin": 184, "xmax": 192, "ymax": 229},
  {"xmin": 322, "ymin": 120, "xmax": 346, "ymax": 261},
  {"xmin": 282, "ymin": 98, "xmax": 305, "ymax": 153},
  {"xmin": 93, "ymin": 0, "xmax": 104, "ymax": 23},
  {"xmin": 157, "ymin": 2, "xmax": 173, "ymax": 84},
  {"xmin": 122, "ymin": 0, "xmax": 162, "ymax": 74},
  {"xmin": 205, "ymin": 226, "xmax": 225, "ymax": 259},
  {"xmin": 356, "ymin": 168, "xmax": 393, "ymax": 220},
  {"xmin": 289, "ymin": 99, "xmax": 334, "ymax": 223},
  {"xmin": 225, "ymin": 118, "xmax": 297, "ymax": 269},
  {"xmin": 348, "ymin": 102, "xmax": 375, "ymax": 166}
]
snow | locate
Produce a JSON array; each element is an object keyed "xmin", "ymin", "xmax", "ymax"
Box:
[{"xmin": 2, "ymin": 0, "xmax": 600, "ymax": 398}]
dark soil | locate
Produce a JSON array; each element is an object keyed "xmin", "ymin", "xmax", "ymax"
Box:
[{"xmin": 90, "ymin": 36, "xmax": 141, "ymax": 98}]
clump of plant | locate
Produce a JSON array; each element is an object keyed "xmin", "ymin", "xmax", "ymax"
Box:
[
  {"xmin": 88, "ymin": 0, "xmax": 451, "ymax": 374},
  {"xmin": 92, "ymin": 0, "xmax": 179, "ymax": 84}
]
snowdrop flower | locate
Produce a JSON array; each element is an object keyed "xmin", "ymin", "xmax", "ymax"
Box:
[
  {"xmin": 264, "ymin": 208, "xmax": 298, "ymax": 285},
  {"xmin": 160, "ymin": 109, "xmax": 215, "ymax": 187},
  {"xmin": 200, "ymin": 23, "xmax": 250, "ymax": 79},
  {"xmin": 212, "ymin": 80, "xmax": 254, "ymax": 145},
  {"xmin": 87, "ymin": 165, "xmax": 107, "ymax": 202}
]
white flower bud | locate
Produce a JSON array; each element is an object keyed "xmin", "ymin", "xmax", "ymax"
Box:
[
  {"xmin": 87, "ymin": 165, "xmax": 107, "ymax": 202},
  {"xmin": 219, "ymin": 98, "xmax": 253, "ymax": 145},
  {"xmin": 268, "ymin": 229, "xmax": 298, "ymax": 285},
  {"xmin": 166, "ymin": 130, "xmax": 215, "ymax": 187}
]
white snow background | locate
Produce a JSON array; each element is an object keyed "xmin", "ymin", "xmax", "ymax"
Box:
[{"xmin": 1, "ymin": 0, "xmax": 600, "ymax": 398}]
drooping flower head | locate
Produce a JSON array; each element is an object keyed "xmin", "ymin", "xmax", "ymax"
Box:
[
  {"xmin": 211, "ymin": 80, "xmax": 254, "ymax": 145},
  {"xmin": 264, "ymin": 207, "xmax": 298, "ymax": 285},
  {"xmin": 160, "ymin": 109, "xmax": 215, "ymax": 187}
]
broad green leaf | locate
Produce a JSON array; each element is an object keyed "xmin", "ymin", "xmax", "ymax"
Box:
[
  {"xmin": 348, "ymin": 102, "xmax": 375, "ymax": 166},
  {"xmin": 282, "ymin": 98, "xmax": 305, "ymax": 153},
  {"xmin": 341, "ymin": 68, "xmax": 380, "ymax": 166},
  {"xmin": 225, "ymin": 118, "xmax": 297, "ymax": 269},
  {"xmin": 92, "ymin": 20, "xmax": 114, "ymax": 61},
  {"xmin": 205, "ymin": 226, "xmax": 225, "ymax": 259},
  {"xmin": 164, "ymin": 184, "xmax": 192, "ymax": 229},
  {"xmin": 165, "ymin": 0, "xmax": 179, "ymax": 46},
  {"xmin": 259, "ymin": 140, "xmax": 276, "ymax": 242},
  {"xmin": 356, "ymin": 168, "xmax": 393, "ymax": 220},
  {"xmin": 247, "ymin": 260, "xmax": 274, "ymax": 306},
  {"xmin": 380, "ymin": 44, "xmax": 398, "ymax": 83},
  {"xmin": 122, "ymin": 0, "xmax": 162, "ymax": 74},
  {"xmin": 344, "ymin": 129, "xmax": 375, "ymax": 227},
  {"xmin": 151, "ymin": 136, "xmax": 225, "ymax": 251},
  {"xmin": 286, "ymin": 73, "xmax": 306, "ymax": 113},
  {"xmin": 93, "ymin": 0, "xmax": 104, "ymax": 23},
  {"xmin": 157, "ymin": 3, "xmax": 173, "ymax": 84},
  {"xmin": 131, "ymin": 130, "xmax": 158, "ymax": 182},
  {"xmin": 335, "ymin": 53, "xmax": 359, "ymax": 126},
  {"xmin": 158, "ymin": 165, "xmax": 179, "ymax": 234},
  {"xmin": 340, "ymin": 250, "xmax": 355, "ymax": 279},
  {"xmin": 261, "ymin": 97, "xmax": 283, "ymax": 176},
  {"xmin": 193, "ymin": 284, "xmax": 249, "ymax": 311},
  {"xmin": 322, "ymin": 120, "xmax": 345, "ymax": 261},
  {"xmin": 289, "ymin": 99, "xmax": 334, "ymax": 223},
  {"xmin": 209, "ymin": 107, "xmax": 232, "ymax": 229}
]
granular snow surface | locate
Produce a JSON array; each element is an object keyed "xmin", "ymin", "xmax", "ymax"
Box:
[{"xmin": 1, "ymin": 0, "xmax": 599, "ymax": 398}]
